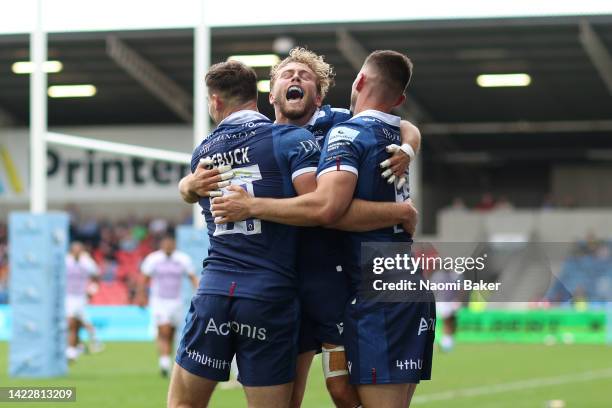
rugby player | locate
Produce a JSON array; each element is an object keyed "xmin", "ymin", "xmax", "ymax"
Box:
[
  {"xmin": 137, "ymin": 235, "xmax": 198, "ymax": 377},
  {"xmin": 268, "ymin": 48, "xmax": 420, "ymax": 408},
  {"xmin": 212, "ymin": 50, "xmax": 435, "ymax": 408},
  {"xmin": 168, "ymin": 60, "xmax": 322, "ymax": 408},
  {"xmin": 179, "ymin": 47, "xmax": 420, "ymax": 408},
  {"xmin": 65, "ymin": 241, "xmax": 101, "ymax": 361}
]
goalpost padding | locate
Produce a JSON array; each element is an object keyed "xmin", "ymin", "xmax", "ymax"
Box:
[
  {"xmin": 8, "ymin": 212, "xmax": 69, "ymax": 377},
  {"xmin": 175, "ymin": 225, "xmax": 209, "ymax": 340}
]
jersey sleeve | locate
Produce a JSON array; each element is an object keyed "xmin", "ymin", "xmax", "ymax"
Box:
[
  {"xmin": 82, "ymin": 255, "xmax": 100, "ymax": 277},
  {"xmin": 178, "ymin": 253, "xmax": 196, "ymax": 276},
  {"xmin": 330, "ymin": 107, "xmax": 352, "ymax": 124},
  {"xmin": 278, "ymin": 127, "xmax": 321, "ymax": 181},
  {"xmin": 317, "ymin": 123, "xmax": 367, "ymax": 179},
  {"xmin": 140, "ymin": 253, "xmax": 156, "ymax": 277}
]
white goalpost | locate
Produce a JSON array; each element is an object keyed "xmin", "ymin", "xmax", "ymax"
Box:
[
  {"xmin": 28, "ymin": 0, "xmax": 210, "ymax": 226},
  {"xmin": 8, "ymin": 0, "xmax": 211, "ymax": 378}
]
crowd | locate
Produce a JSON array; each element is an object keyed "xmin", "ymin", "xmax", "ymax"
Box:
[
  {"xmin": 546, "ymin": 233, "xmax": 612, "ymax": 304},
  {"xmin": 1, "ymin": 211, "xmax": 610, "ymax": 306},
  {"xmin": 447, "ymin": 193, "xmax": 579, "ymax": 211},
  {"xmin": 0, "ymin": 208, "xmax": 190, "ymax": 305}
]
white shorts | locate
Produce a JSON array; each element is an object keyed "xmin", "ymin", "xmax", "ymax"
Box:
[
  {"xmin": 436, "ymin": 302, "xmax": 461, "ymax": 319},
  {"xmin": 150, "ymin": 298, "xmax": 184, "ymax": 327},
  {"xmin": 66, "ymin": 295, "xmax": 88, "ymax": 321}
]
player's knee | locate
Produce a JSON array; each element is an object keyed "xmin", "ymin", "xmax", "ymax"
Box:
[
  {"xmin": 167, "ymin": 386, "xmax": 204, "ymax": 408},
  {"xmin": 325, "ymin": 377, "xmax": 358, "ymax": 408},
  {"xmin": 289, "ymin": 386, "xmax": 306, "ymax": 408},
  {"xmin": 322, "ymin": 345, "xmax": 358, "ymax": 407},
  {"xmin": 168, "ymin": 402, "xmax": 198, "ymax": 408}
]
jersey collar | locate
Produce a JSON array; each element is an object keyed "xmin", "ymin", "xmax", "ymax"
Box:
[
  {"xmin": 219, "ymin": 110, "xmax": 270, "ymax": 126},
  {"xmin": 351, "ymin": 109, "xmax": 400, "ymax": 127},
  {"xmin": 305, "ymin": 107, "xmax": 326, "ymax": 127}
]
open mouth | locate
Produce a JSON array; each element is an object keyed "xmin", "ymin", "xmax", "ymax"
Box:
[{"xmin": 286, "ymin": 85, "xmax": 304, "ymax": 101}]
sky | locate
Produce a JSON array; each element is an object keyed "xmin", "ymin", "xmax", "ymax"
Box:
[{"xmin": 0, "ymin": 0, "xmax": 611, "ymax": 34}]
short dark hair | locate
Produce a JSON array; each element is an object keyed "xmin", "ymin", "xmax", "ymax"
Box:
[
  {"xmin": 364, "ymin": 50, "xmax": 413, "ymax": 97},
  {"xmin": 205, "ymin": 60, "xmax": 258, "ymax": 104}
]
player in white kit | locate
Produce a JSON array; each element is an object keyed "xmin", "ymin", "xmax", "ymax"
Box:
[
  {"xmin": 138, "ymin": 235, "xmax": 198, "ymax": 376},
  {"xmin": 65, "ymin": 241, "xmax": 100, "ymax": 361}
]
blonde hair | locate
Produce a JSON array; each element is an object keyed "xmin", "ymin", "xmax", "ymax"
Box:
[{"xmin": 270, "ymin": 47, "xmax": 335, "ymax": 99}]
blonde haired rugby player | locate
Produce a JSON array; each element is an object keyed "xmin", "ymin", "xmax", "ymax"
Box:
[
  {"xmin": 213, "ymin": 48, "xmax": 422, "ymax": 408},
  {"xmin": 212, "ymin": 50, "xmax": 434, "ymax": 408}
]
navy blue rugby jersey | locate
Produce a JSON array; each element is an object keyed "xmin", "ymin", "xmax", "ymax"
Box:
[
  {"xmin": 192, "ymin": 110, "xmax": 320, "ymax": 301},
  {"xmin": 297, "ymin": 105, "xmax": 351, "ymax": 270},
  {"xmin": 317, "ymin": 109, "xmax": 411, "ymax": 289},
  {"xmin": 304, "ymin": 105, "xmax": 351, "ymax": 147}
]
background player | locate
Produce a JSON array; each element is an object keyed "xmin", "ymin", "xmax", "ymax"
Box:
[
  {"xmin": 211, "ymin": 50, "xmax": 435, "ymax": 408},
  {"xmin": 65, "ymin": 241, "xmax": 101, "ymax": 362},
  {"xmin": 137, "ymin": 235, "xmax": 198, "ymax": 377},
  {"xmin": 168, "ymin": 60, "xmax": 321, "ymax": 408}
]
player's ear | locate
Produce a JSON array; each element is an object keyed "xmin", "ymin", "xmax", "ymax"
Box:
[
  {"xmin": 269, "ymin": 90, "xmax": 275, "ymax": 105},
  {"xmin": 392, "ymin": 93, "xmax": 406, "ymax": 108},
  {"xmin": 212, "ymin": 94, "xmax": 223, "ymax": 112},
  {"xmin": 314, "ymin": 91, "xmax": 323, "ymax": 107},
  {"xmin": 355, "ymin": 73, "xmax": 366, "ymax": 91}
]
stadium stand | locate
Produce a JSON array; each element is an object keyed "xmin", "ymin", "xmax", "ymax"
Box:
[{"xmin": 0, "ymin": 212, "xmax": 185, "ymax": 305}]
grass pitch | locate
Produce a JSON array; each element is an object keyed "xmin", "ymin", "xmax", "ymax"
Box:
[{"xmin": 1, "ymin": 342, "xmax": 610, "ymax": 407}]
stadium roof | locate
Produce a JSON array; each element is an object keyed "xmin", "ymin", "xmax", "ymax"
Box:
[
  {"xmin": 2, "ymin": 0, "xmax": 611, "ymax": 34},
  {"xmin": 2, "ymin": 14, "xmax": 612, "ymax": 157}
]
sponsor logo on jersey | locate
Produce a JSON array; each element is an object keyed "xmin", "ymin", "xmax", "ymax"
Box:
[
  {"xmin": 418, "ymin": 317, "xmax": 436, "ymax": 336},
  {"xmin": 299, "ymin": 139, "xmax": 320, "ymax": 153},
  {"xmin": 185, "ymin": 348, "xmax": 231, "ymax": 371},
  {"xmin": 328, "ymin": 126, "xmax": 360, "ymax": 144},
  {"xmin": 396, "ymin": 358, "xmax": 423, "ymax": 370},
  {"xmin": 204, "ymin": 317, "xmax": 267, "ymax": 341}
]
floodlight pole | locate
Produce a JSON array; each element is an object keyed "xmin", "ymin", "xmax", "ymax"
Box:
[
  {"xmin": 30, "ymin": 0, "xmax": 47, "ymax": 213},
  {"xmin": 193, "ymin": 0, "xmax": 210, "ymax": 229}
]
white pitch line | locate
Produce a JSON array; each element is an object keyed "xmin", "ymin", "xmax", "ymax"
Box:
[{"xmin": 412, "ymin": 367, "xmax": 612, "ymax": 404}]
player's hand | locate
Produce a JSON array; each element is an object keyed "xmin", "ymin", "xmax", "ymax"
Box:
[
  {"xmin": 400, "ymin": 199, "xmax": 418, "ymax": 237},
  {"xmin": 135, "ymin": 295, "xmax": 148, "ymax": 308},
  {"xmin": 210, "ymin": 185, "xmax": 254, "ymax": 224},
  {"xmin": 380, "ymin": 144, "xmax": 411, "ymax": 180},
  {"xmin": 186, "ymin": 160, "xmax": 234, "ymax": 198}
]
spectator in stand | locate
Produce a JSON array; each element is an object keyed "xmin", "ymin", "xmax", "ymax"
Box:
[
  {"xmin": 449, "ymin": 197, "xmax": 466, "ymax": 210},
  {"xmin": 495, "ymin": 196, "xmax": 514, "ymax": 210},
  {"xmin": 560, "ymin": 195, "xmax": 577, "ymax": 208},
  {"xmin": 475, "ymin": 192, "xmax": 496, "ymax": 211}
]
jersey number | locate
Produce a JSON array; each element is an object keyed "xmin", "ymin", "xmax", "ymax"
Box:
[
  {"xmin": 393, "ymin": 171, "xmax": 411, "ymax": 234},
  {"xmin": 213, "ymin": 164, "xmax": 263, "ymax": 236}
]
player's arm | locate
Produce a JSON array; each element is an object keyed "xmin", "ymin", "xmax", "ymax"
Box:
[
  {"xmin": 328, "ymin": 198, "xmax": 418, "ymax": 235},
  {"xmin": 380, "ymin": 120, "xmax": 421, "ymax": 180},
  {"xmin": 178, "ymin": 160, "xmax": 234, "ymax": 203},
  {"xmin": 136, "ymin": 275, "xmax": 150, "ymax": 307},
  {"xmin": 213, "ymin": 125, "xmax": 360, "ymax": 226},
  {"xmin": 83, "ymin": 254, "xmax": 100, "ymax": 282},
  {"xmin": 213, "ymin": 171, "xmax": 356, "ymax": 226},
  {"xmin": 181, "ymin": 255, "xmax": 200, "ymax": 289},
  {"xmin": 189, "ymin": 274, "xmax": 199, "ymax": 289},
  {"xmin": 136, "ymin": 257, "xmax": 153, "ymax": 307}
]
